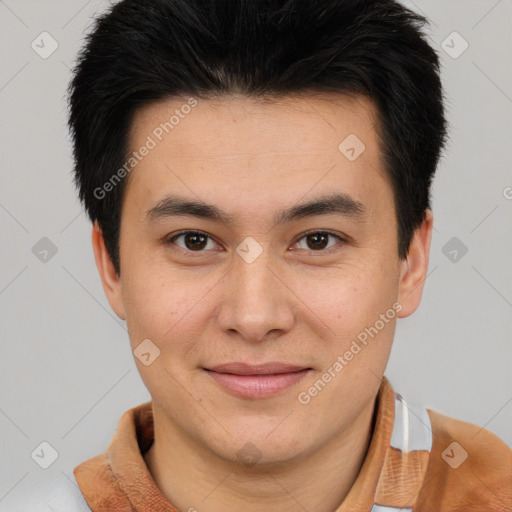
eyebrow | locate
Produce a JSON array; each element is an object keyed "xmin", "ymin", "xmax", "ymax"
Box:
[{"xmin": 145, "ymin": 192, "xmax": 367, "ymax": 226}]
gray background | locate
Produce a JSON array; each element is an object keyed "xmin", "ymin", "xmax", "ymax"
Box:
[{"xmin": 1, "ymin": 0, "xmax": 511, "ymax": 506}]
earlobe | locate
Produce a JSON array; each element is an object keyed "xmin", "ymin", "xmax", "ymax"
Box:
[
  {"xmin": 396, "ymin": 209, "xmax": 433, "ymax": 318},
  {"xmin": 91, "ymin": 222, "xmax": 126, "ymax": 320}
]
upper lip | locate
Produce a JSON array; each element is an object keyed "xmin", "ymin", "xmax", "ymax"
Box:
[{"xmin": 205, "ymin": 362, "xmax": 311, "ymax": 376}]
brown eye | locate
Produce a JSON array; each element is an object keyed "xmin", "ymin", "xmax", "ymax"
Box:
[
  {"xmin": 183, "ymin": 232, "xmax": 207, "ymax": 250},
  {"xmin": 294, "ymin": 231, "xmax": 343, "ymax": 253},
  {"xmin": 306, "ymin": 232, "xmax": 329, "ymax": 250},
  {"xmin": 167, "ymin": 231, "xmax": 217, "ymax": 252}
]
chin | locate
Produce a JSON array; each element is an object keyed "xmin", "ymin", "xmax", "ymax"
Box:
[{"xmin": 206, "ymin": 424, "xmax": 314, "ymax": 469}]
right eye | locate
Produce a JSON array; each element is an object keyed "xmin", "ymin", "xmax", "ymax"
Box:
[{"xmin": 165, "ymin": 230, "xmax": 221, "ymax": 254}]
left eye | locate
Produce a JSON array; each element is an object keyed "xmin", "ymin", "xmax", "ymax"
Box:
[{"xmin": 294, "ymin": 231, "xmax": 342, "ymax": 252}]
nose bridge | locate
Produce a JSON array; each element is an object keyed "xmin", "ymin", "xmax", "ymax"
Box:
[
  {"xmin": 217, "ymin": 244, "xmax": 294, "ymax": 341},
  {"xmin": 235, "ymin": 247, "xmax": 275, "ymax": 300}
]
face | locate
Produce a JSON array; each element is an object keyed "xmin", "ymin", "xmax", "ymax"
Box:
[{"xmin": 93, "ymin": 92, "xmax": 432, "ymax": 467}]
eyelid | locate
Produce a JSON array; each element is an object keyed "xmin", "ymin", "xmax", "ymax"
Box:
[
  {"xmin": 292, "ymin": 229, "xmax": 346, "ymax": 253},
  {"xmin": 297, "ymin": 228, "xmax": 345, "ymax": 240},
  {"xmin": 165, "ymin": 230, "xmax": 221, "ymax": 254}
]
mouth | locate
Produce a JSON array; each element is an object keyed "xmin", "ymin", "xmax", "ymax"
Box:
[{"xmin": 203, "ymin": 362, "xmax": 312, "ymax": 399}]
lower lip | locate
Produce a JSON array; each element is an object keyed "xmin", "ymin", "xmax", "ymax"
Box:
[{"xmin": 204, "ymin": 369, "xmax": 311, "ymax": 399}]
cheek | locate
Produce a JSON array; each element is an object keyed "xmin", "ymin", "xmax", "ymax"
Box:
[
  {"xmin": 293, "ymin": 261, "xmax": 398, "ymax": 328},
  {"xmin": 122, "ymin": 269, "xmax": 186, "ymax": 347},
  {"xmin": 122, "ymin": 273, "xmax": 203, "ymax": 397},
  {"xmin": 292, "ymin": 263, "xmax": 399, "ymax": 380},
  {"xmin": 122, "ymin": 261, "xmax": 223, "ymax": 364}
]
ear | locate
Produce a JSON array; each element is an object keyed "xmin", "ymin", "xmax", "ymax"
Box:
[
  {"xmin": 91, "ymin": 222, "xmax": 126, "ymax": 320},
  {"xmin": 396, "ymin": 209, "xmax": 433, "ymax": 318}
]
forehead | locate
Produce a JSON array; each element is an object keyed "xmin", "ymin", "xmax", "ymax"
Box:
[
  {"xmin": 123, "ymin": 92, "xmax": 391, "ymax": 224},
  {"xmin": 129, "ymin": 91, "xmax": 381, "ymax": 155}
]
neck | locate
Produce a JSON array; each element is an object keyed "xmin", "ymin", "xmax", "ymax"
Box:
[{"xmin": 144, "ymin": 397, "xmax": 377, "ymax": 512}]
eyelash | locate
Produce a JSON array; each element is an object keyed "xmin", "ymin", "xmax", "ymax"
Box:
[{"xmin": 164, "ymin": 229, "xmax": 346, "ymax": 256}]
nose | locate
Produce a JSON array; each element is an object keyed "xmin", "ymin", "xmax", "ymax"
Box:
[{"xmin": 216, "ymin": 249, "xmax": 295, "ymax": 344}]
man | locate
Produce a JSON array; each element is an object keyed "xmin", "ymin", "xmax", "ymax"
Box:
[{"xmin": 45, "ymin": 0, "xmax": 512, "ymax": 510}]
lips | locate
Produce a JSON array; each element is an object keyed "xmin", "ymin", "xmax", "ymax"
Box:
[
  {"xmin": 203, "ymin": 362, "xmax": 312, "ymax": 398},
  {"xmin": 205, "ymin": 362, "xmax": 311, "ymax": 376}
]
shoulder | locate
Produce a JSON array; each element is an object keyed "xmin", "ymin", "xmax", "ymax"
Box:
[{"xmin": 416, "ymin": 408, "xmax": 512, "ymax": 511}]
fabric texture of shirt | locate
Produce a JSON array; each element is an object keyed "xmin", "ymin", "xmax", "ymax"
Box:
[{"xmin": 13, "ymin": 376, "xmax": 511, "ymax": 511}]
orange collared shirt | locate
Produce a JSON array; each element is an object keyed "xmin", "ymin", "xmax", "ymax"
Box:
[{"xmin": 73, "ymin": 377, "xmax": 512, "ymax": 511}]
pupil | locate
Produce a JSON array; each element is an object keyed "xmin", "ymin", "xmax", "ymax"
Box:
[
  {"xmin": 308, "ymin": 233, "xmax": 328, "ymax": 250},
  {"xmin": 186, "ymin": 233, "xmax": 207, "ymax": 250}
]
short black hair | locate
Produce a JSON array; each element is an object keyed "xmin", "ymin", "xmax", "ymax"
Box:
[{"xmin": 68, "ymin": 0, "xmax": 448, "ymax": 276}]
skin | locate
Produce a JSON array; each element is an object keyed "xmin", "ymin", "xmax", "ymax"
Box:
[{"xmin": 92, "ymin": 92, "xmax": 433, "ymax": 511}]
